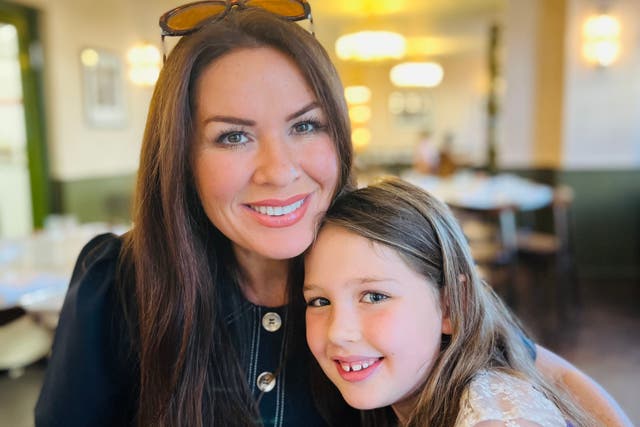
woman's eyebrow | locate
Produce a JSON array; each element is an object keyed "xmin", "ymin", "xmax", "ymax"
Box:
[
  {"xmin": 286, "ymin": 101, "xmax": 320, "ymax": 121},
  {"xmin": 203, "ymin": 115, "xmax": 256, "ymax": 126},
  {"xmin": 201, "ymin": 102, "xmax": 320, "ymax": 126}
]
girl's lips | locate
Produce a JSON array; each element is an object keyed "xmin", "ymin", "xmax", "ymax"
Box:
[{"xmin": 334, "ymin": 358, "xmax": 383, "ymax": 383}]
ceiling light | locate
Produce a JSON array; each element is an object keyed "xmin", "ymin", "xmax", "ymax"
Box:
[
  {"xmin": 335, "ymin": 31, "xmax": 406, "ymax": 61},
  {"xmin": 390, "ymin": 62, "xmax": 444, "ymax": 88},
  {"xmin": 352, "ymin": 127, "xmax": 372, "ymax": 151},
  {"xmin": 344, "ymin": 85, "xmax": 372, "ymax": 104},
  {"xmin": 349, "ymin": 105, "xmax": 372, "ymax": 124}
]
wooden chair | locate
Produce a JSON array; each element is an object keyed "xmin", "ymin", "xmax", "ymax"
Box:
[
  {"xmin": 516, "ymin": 184, "xmax": 580, "ymax": 320},
  {"xmin": 453, "ymin": 203, "xmax": 519, "ymax": 307}
]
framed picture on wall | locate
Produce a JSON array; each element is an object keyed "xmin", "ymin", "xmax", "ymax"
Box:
[{"xmin": 80, "ymin": 47, "xmax": 126, "ymax": 128}]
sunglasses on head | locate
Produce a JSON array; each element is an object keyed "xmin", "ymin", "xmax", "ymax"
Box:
[{"xmin": 159, "ymin": 0, "xmax": 314, "ymax": 60}]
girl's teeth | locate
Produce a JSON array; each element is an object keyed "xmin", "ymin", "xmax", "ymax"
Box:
[{"xmin": 339, "ymin": 359, "xmax": 376, "ymax": 372}]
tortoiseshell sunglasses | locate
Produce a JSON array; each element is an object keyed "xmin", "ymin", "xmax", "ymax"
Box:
[{"xmin": 159, "ymin": 0, "xmax": 314, "ymax": 61}]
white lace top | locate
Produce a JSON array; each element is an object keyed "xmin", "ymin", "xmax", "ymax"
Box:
[{"xmin": 454, "ymin": 370, "xmax": 566, "ymax": 427}]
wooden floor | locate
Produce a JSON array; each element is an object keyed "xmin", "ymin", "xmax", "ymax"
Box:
[{"xmin": 1, "ymin": 279, "xmax": 639, "ymax": 426}]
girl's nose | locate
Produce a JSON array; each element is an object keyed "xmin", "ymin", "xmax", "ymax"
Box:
[
  {"xmin": 327, "ymin": 306, "xmax": 361, "ymax": 345},
  {"xmin": 252, "ymin": 136, "xmax": 300, "ymax": 186}
]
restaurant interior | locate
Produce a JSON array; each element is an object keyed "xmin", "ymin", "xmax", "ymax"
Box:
[{"xmin": 0, "ymin": 0, "xmax": 639, "ymax": 425}]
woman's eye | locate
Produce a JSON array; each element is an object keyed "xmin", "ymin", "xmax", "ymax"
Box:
[
  {"xmin": 361, "ymin": 292, "xmax": 389, "ymax": 304},
  {"xmin": 292, "ymin": 120, "xmax": 324, "ymax": 135},
  {"xmin": 216, "ymin": 131, "xmax": 249, "ymax": 145},
  {"xmin": 306, "ymin": 297, "xmax": 330, "ymax": 307}
]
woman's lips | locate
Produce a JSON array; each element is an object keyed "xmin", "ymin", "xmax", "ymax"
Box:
[{"xmin": 244, "ymin": 194, "xmax": 310, "ymax": 228}]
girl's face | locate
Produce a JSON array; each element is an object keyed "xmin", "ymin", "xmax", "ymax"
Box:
[
  {"xmin": 304, "ymin": 225, "xmax": 451, "ymax": 418},
  {"xmin": 192, "ymin": 47, "xmax": 339, "ymax": 261}
]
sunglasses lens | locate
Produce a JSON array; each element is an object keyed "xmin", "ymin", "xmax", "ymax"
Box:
[
  {"xmin": 164, "ymin": 2, "xmax": 228, "ymax": 32},
  {"xmin": 245, "ymin": 0, "xmax": 307, "ymax": 18}
]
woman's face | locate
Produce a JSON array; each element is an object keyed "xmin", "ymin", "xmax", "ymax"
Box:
[
  {"xmin": 192, "ymin": 47, "xmax": 339, "ymax": 261},
  {"xmin": 304, "ymin": 225, "xmax": 451, "ymax": 418}
]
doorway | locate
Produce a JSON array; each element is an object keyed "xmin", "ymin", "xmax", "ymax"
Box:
[{"xmin": 0, "ymin": 2, "xmax": 49, "ymax": 238}]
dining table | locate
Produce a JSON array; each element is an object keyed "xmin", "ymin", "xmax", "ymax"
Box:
[
  {"xmin": 400, "ymin": 169, "xmax": 554, "ymax": 250},
  {"xmin": 0, "ymin": 221, "xmax": 127, "ymax": 324}
]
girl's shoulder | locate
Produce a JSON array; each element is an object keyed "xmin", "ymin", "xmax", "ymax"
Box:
[{"xmin": 455, "ymin": 370, "xmax": 566, "ymax": 427}]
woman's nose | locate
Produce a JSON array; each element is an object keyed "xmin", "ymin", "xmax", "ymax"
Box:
[
  {"xmin": 327, "ymin": 306, "xmax": 361, "ymax": 345},
  {"xmin": 252, "ymin": 136, "xmax": 301, "ymax": 186}
]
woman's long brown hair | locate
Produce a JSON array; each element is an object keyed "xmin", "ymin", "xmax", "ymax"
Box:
[
  {"xmin": 117, "ymin": 8, "xmax": 353, "ymax": 426},
  {"xmin": 314, "ymin": 177, "xmax": 593, "ymax": 427}
]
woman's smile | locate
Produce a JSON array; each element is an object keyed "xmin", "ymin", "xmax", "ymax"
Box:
[
  {"xmin": 244, "ymin": 193, "xmax": 311, "ymax": 228},
  {"xmin": 192, "ymin": 47, "xmax": 339, "ymax": 261}
]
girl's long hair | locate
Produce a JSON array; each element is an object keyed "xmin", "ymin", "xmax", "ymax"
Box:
[
  {"xmin": 117, "ymin": 8, "xmax": 353, "ymax": 426},
  {"xmin": 314, "ymin": 177, "xmax": 592, "ymax": 427}
]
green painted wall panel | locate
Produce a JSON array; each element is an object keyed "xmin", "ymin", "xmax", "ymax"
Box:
[{"xmin": 56, "ymin": 174, "xmax": 135, "ymax": 225}]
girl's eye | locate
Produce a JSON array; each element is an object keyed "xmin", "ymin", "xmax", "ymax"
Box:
[
  {"xmin": 216, "ymin": 131, "xmax": 249, "ymax": 146},
  {"xmin": 306, "ymin": 297, "xmax": 330, "ymax": 307},
  {"xmin": 361, "ymin": 292, "xmax": 389, "ymax": 304}
]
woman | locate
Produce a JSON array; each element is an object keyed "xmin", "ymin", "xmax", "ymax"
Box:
[
  {"xmin": 35, "ymin": 3, "xmax": 632, "ymax": 427},
  {"xmin": 37, "ymin": 6, "xmax": 353, "ymax": 426}
]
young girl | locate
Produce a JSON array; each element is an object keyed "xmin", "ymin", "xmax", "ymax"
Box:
[{"xmin": 303, "ymin": 177, "xmax": 593, "ymax": 427}]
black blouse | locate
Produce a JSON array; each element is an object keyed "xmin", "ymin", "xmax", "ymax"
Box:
[{"xmin": 34, "ymin": 233, "xmax": 351, "ymax": 426}]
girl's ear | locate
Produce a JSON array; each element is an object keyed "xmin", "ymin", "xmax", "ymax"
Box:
[
  {"xmin": 440, "ymin": 291, "xmax": 452, "ymax": 335},
  {"xmin": 440, "ymin": 273, "xmax": 466, "ymax": 335},
  {"xmin": 441, "ymin": 313, "xmax": 452, "ymax": 335}
]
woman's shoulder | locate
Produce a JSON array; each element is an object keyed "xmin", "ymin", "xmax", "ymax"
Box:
[
  {"xmin": 36, "ymin": 232, "xmax": 137, "ymax": 426},
  {"xmin": 61, "ymin": 233, "xmax": 128, "ymax": 316},
  {"xmin": 72, "ymin": 232, "xmax": 124, "ymax": 277},
  {"xmin": 455, "ymin": 370, "xmax": 566, "ymax": 427}
]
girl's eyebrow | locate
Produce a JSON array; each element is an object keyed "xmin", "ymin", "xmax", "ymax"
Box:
[{"xmin": 303, "ymin": 276, "xmax": 395, "ymax": 292}]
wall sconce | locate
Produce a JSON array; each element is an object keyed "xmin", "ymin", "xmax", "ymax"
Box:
[
  {"xmin": 582, "ymin": 13, "xmax": 620, "ymax": 67},
  {"xmin": 389, "ymin": 62, "xmax": 444, "ymax": 88},
  {"xmin": 335, "ymin": 31, "xmax": 406, "ymax": 61},
  {"xmin": 127, "ymin": 42, "xmax": 161, "ymax": 86}
]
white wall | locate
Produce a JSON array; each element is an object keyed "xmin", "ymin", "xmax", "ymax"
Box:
[
  {"xmin": 501, "ymin": 0, "xmax": 640, "ymax": 170},
  {"xmin": 11, "ymin": 0, "xmax": 177, "ymax": 180},
  {"xmin": 562, "ymin": 0, "xmax": 640, "ymax": 169},
  {"xmin": 500, "ymin": 0, "xmax": 538, "ymax": 168}
]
